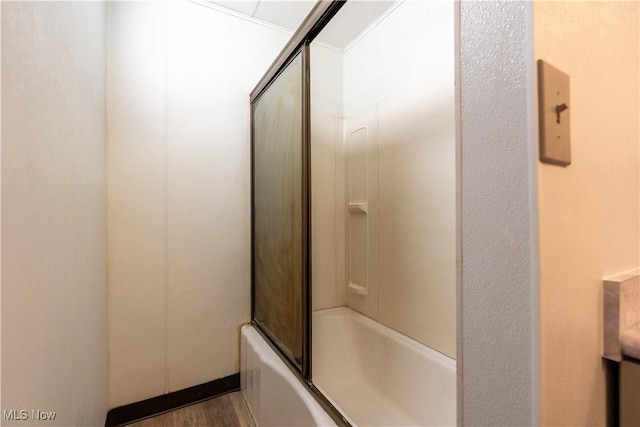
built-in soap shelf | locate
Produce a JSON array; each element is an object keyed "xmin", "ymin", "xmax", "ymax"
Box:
[
  {"xmin": 345, "ymin": 122, "xmax": 376, "ymax": 305},
  {"xmin": 348, "ymin": 202, "xmax": 368, "ymax": 214},
  {"xmin": 347, "ymin": 282, "xmax": 368, "ymax": 295},
  {"xmin": 347, "ymin": 201, "xmax": 368, "ymax": 296}
]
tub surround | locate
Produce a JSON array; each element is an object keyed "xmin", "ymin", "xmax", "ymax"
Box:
[{"xmin": 604, "ymin": 270, "xmax": 640, "ymax": 361}]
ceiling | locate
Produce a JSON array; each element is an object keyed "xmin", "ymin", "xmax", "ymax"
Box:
[
  {"xmin": 210, "ymin": 1, "xmax": 316, "ymax": 32},
  {"xmin": 208, "ymin": 1, "xmax": 396, "ymax": 49},
  {"xmin": 314, "ymin": 1, "xmax": 395, "ymax": 49}
]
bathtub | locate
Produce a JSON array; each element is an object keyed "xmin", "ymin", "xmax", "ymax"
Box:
[
  {"xmin": 313, "ymin": 307, "xmax": 456, "ymax": 426},
  {"xmin": 241, "ymin": 325, "xmax": 337, "ymax": 426},
  {"xmin": 241, "ymin": 307, "xmax": 456, "ymax": 426}
]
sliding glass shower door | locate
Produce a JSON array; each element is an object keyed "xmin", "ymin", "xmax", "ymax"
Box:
[{"xmin": 251, "ymin": 49, "xmax": 309, "ymax": 374}]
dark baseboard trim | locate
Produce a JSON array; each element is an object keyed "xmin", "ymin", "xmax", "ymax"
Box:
[{"xmin": 104, "ymin": 373, "xmax": 240, "ymax": 427}]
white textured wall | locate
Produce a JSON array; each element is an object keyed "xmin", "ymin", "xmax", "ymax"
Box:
[
  {"xmin": 459, "ymin": 2, "xmax": 538, "ymax": 425},
  {"xmin": 1, "ymin": 2, "xmax": 108, "ymax": 425},
  {"xmin": 535, "ymin": 2, "xmax": 640, "ymax": 425},
  {"xmin": 107, "ymin": 1, "xmax": 289, "ymax": 407}
]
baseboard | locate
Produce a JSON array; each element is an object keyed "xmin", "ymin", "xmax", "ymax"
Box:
[{"xmin": 104, "ymin": 373, "xmax": 240, "ymax": 427}]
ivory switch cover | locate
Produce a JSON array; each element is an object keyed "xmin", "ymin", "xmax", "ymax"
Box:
[{"xmin": 538, "ymin": 60, "xmax": 571, "ymax": 166}]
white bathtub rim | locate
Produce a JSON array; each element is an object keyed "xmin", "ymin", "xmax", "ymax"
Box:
[
  {"xmin": 314, "ymin": 306, "xmax": 456, "ymax": 369},
  {"xmin": 241, "ymin": 325, "xmax": 337, "ymax": 427},
  {"xmin": 312, "ymin": 382, "xmax": 358, "ymax": 427}
]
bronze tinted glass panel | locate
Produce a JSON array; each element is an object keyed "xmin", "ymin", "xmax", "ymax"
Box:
[{"xmin": 252, "ymin": 53, "xmax": 304, "ymax": 368}]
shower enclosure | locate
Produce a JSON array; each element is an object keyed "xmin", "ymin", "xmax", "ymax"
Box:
[{"xmin": 249, "ymin": 1, "xmax": 456, "ymax": 425}]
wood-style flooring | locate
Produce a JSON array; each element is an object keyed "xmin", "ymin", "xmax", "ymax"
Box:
[{"xmin": 127, "ymin": 391, "xmax": 255, "ymax": 427}]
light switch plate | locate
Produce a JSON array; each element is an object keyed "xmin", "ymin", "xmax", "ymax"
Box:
[{"xmin": 538, "ymin": 60, "xmax": 571, "ymax": 166}]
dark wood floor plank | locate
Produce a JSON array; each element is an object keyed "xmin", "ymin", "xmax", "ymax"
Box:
[{"xmin": 126, "ymin": 391, "xmax": 253, "ymax": 427}]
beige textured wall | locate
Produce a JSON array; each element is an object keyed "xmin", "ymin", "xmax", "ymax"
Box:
[
  {"xmin": 1, "ymin": 2, "xmax": 108, "ymax": 425},
  {"xmin": 107, "ymin": 1, "xmax": 289, "ymax": 407},
  {"xmin": 535, "ymin": 2, "xmax": 640, "ymax": 425}
]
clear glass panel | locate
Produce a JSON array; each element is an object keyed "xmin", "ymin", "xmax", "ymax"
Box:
[
  {"xmin": 252, "ymin": 53, "xmax": 304, "ymax": 368},
  {"xmin": 310, "ymin": 1, "xmax": 457, "ymax": 425}
]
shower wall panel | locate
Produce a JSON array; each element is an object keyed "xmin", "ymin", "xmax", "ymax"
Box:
[
  {"xmin": 2, "ymin": 2, "xmax": 108, "ymax": 424},
  {"xmin": 344, "ymin": 106, "xmax": 379, "ymax": 320},
  {"xmin": 341, "ymin": 0, "xmax": 456, "ymax": 357},
  {"xmin": 311, "ymin": 112, "xmax": 340, "ymax": 311},
  {"xmin": 107, "ymin": 2, "xmax": 169, "ymax": 406},
  {"xmin": 164, "ymin": 2, "xmax": 292, "ymax": 391},
  {"xmin": 377, "ymin": 81, "xmax": 456, "ymax": 358},
  {"xmin": 107, "ymin": 1, "xmax": 290, "ymax": 405},
  {"xmin": 310, "ymin": 43, "xmax": 344, "ymax": 311}
]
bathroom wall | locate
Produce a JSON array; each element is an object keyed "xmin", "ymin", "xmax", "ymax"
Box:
[
  {"xmin": 1, "ymin": 2, "xmax": 108, "ymax": 425},
  {"xmin": 107, "ymin": 1, "xmax": 289, "ymax": 407},
  {"xmin": 535, "ymin": 2, "xmax": 640, "ymax": 425},
  {"xmin": 458, "ymin": 2, "xmax": 538, "ymax": 424},
  {"xmin": 341, "ymin": 1, "xmax": 456, "ymax": 357}
]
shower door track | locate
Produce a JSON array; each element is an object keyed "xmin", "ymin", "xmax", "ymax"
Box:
[{"xmin": 249, "ymin": 1, "xmax": 344, "ymax": 103}]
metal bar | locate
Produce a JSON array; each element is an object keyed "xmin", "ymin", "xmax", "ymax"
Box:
[
  {"xmin": 249, "ymin": 0, "xmax": 345, "ymax": 103},
  {"xmin": 301, "ymin": 42, "xmax": 311, "ymax": 380},
  {"xmin": 250, "ymin": 102, "xmax": 255, "ymax": 322}
]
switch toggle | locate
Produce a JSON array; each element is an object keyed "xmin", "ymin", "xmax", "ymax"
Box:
[
  {"xmin": 538, "ymin": 60, "xmax": 571, "ymax": 166},
  {"xmin": 555, "ymin": 103, "xmax": 568, "ymax": 124}
]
